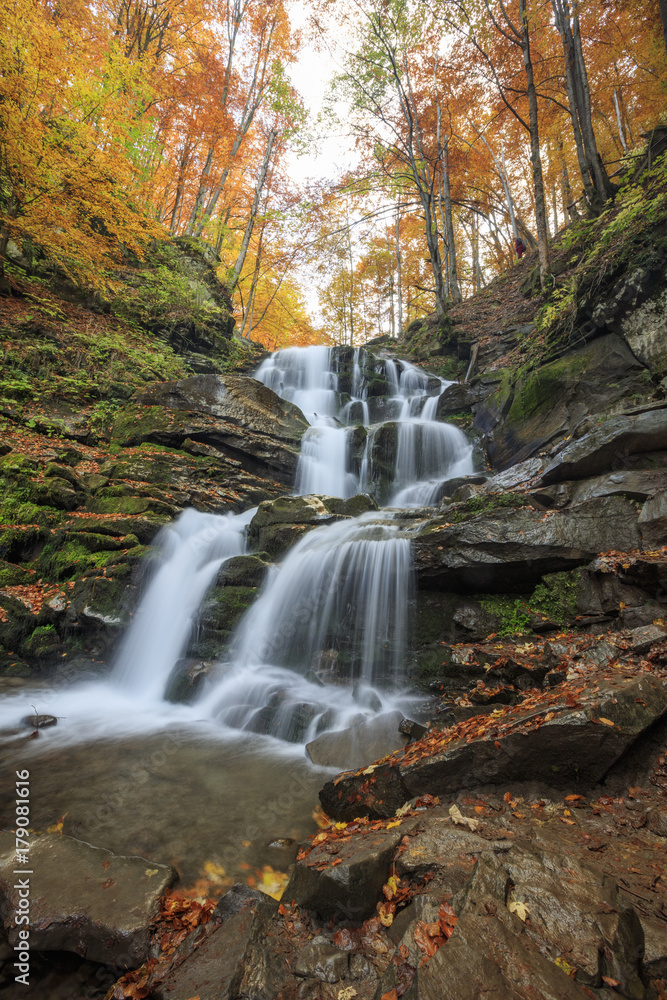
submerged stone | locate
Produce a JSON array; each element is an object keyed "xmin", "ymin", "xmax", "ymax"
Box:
[{"xmin": 0, "ymin": 833, "xmax": 174, "ymax": 966}]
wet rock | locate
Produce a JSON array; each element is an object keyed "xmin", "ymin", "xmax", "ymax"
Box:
[
  {"xmin": 150, "ymin": 884, "xmax": 281, "ymax": 1000},
  {"xmin": 20, "ymin": 713, "xmax": 57, "ymax": 728},
  {"xmin": 284, "ymin": 821, "xmax": 412, "ymax": 922},
  {"xmin": 216, "ymin": 553, "xmax": 272, "ymax": 588},
  {"xmin": 539, "ymin": 408, "xmax": 667, "ymax": 486},
  {"xmin": 415, "ymin": 890, "xmax": 592, "ymax": 999},
  {"xmin": 639, "ymin": 490, "xmax": 667, "ymax": 548},
  {"xmin": 439, "ymin": 475, "xmax": 488, "ymax": 499},
  {"xmin": 0, "ymin": 833, "xmax": 174, "ymax": 966},
  {"xmin": 396, "ymin": 814, "xmax": 512, "ymax": 885},
  {"xmin": 414, "ymin": 496, "xmax": 640, "ymax": 591},
  {"xmin": 569, "ymin": 470, "xmax": 667, "ymax": 505},
  {"xmin": 641, "ymin": 914, "xmax": 667, "ymax": 979},
  {"xmin": 398, "ymin": 718, "xmax": 429, "ymax": 741},
  {"xmin": 246, "ymin": 493, "xmax": 365, "ymax": 558},
  {"xmin": 481, "ymin": 456, "xmax": 544, "ymax": 492},
  {"xmin": 294, "ymin": 937, "xmax": 349, "ymax": 982},
  {"xmin": 464, "ymin": 842, "xmax": 645, "ymax": 994},
  {"xmin": 436, "ymin": 382, "xmax": 491, "ymax": 417},
  {"xmin": 306, "ymin": 710, "xmax": 408, "ymax": 769},
  {"xmin": 623, "ymin": 624, "xmax": 667, "ymax": 655},
  {"xmin": 648, "ymin": 808, "xmax": 667, "ymax": 837},
  {"xmin": 112, "ymin": 374, "xmax": 308, "ymax": 484},
  {"xmin": 320, "ymin": 673, "xmax": 667, "ymax": 820},
  {"xmin": 474, "ymin": 334, "xmax": 650, "ymax": 471}
]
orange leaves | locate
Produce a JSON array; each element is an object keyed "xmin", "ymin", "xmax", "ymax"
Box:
[{"xmin": 413, "ymin": 903, "xmax": 458, "ymax": 964}]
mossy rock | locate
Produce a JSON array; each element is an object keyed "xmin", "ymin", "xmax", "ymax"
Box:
[
  {"xmin": 85, "ymin": 492, "xmax": 177, "ymax": 517},
  {"xmin": 322, "ymin": 494, "xmax": 378, "ymax": 517},
  {"xmin": 474, "ymin": 333, "xmax": 652, "ymax": 470},
  {"xmin": 0, "ymin": 453, "xmax": 40, "ymax": 474},
  {"xmin": 217, "ymin": 555, "xmax": 272, "ymax": 588},
  {"xmin": 66, "ymin": 515, "xmax": 165, "ymax": 545},
  {"xmin": 193, "ymin": 585, "xmax": 257, "ymax": 657},
  {"xmin": 111, "ymin": 405, "xmax": 173, "ymax": 447},
  {"xmin": 21, "ymin": 624, "xmax": 61, "ymax": 661},
  {"xmin": 0, "ymin": 561, "xmax": 36, "ymax": 587}
]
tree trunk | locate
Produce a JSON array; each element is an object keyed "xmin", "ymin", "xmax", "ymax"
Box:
[
  {"xmin": 440, "ymin": 141, "xmax": 461, "ymax": 303},
  {"xmin": 395, "ymin": 207, "xmax": 403, "ymax": 337},
  {"xmin": 613, "ymin": 90, "xmax": 628, "ymax": 151},
  {"xmin": 227, "ymin": 129, "xmax": 277, "ymax": 294},
  {"xmin": 551, "ymin": 0, "xmax": 612, "ymax": 212},
  {"xmin": 520, "ymin": 0, "xmax": 550, "ymax": 289}
]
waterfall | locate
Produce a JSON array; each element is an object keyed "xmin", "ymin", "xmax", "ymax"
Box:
[
  {"xmin": 199, "ymin": 513, "xmax": 414, "ymax": 742},
  {"xmin": 256, "ymin": 345, "xmax": 474, "ymax": 506},
  {"xmin": 112, "ymin": 508, "xmax": 252, "ymax": 699},
  {"xmin": 0, "ymin": 346, "xmax": 474, "ymax": 749}
]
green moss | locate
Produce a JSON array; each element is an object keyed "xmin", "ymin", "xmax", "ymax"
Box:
[
  {"xmin": 0, "ymin": 561, "xmax": 35, "ymax": 587},
  {"xmin": 529, "ymin": 569, "xmax": 580, "ymax": 627},
  {"xmin": 446, "ymin": 491, "xmax": 532, "ymax": 523},
  {"xmin": 35, "ymin": 539, "xmax": 125, "ymax": 582},
  {"xmin": 478, "ymin": 595, "xmax": 533, "ymax": 637},
  {"xmin": 506, "ymin": 352, "xmax": 591, "ymax": 426},
  {"xmin": 22, "ymin": 624, "xmax": 59, "ymax": 658}
]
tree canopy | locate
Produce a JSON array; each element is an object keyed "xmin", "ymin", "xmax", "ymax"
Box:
[{"xmin": 1, "ymin": 0, "xmax": 665, "ymax": 346}]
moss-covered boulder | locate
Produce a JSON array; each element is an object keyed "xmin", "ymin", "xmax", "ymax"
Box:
[
  {"xmin": 246, "ymin": 493, "xmax": 377, "ymax": 559},
  {"xmin": 192, "ymin": 585, "xmax": 258, "ymax": 659},
  {"xmin": 473, "ymin": 334, "xmax": 653, "ymax": 470},
  {"xmin": 111, "ymin": 374, "xmax": 308, "ymax": 485}
]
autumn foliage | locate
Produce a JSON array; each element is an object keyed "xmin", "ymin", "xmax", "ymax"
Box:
[{"xmin": 1, "ymin": 0, "xmax": 666, "ymax": 345}]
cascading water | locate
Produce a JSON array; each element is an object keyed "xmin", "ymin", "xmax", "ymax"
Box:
[
  {"xmin": 112, "ymin": 508, "xmax": 253, "ymax": 699},
  {"xmin": 199, "ymin": 513, "xmax": 414, "ymax": 742},
  {"xmin": 0, "ymin": 345, "xmax": 474, "ymax": 750},
  {"xmin": 256, "ymin": 344, "xmax": 474, "ymax": 506}
]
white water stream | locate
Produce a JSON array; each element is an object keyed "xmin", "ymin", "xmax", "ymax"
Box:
[{"xmin": 0, "ymin": 347, "xmax": 474, "ymax": 753}]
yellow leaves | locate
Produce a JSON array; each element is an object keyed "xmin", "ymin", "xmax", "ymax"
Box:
[
  {"xmin": 554, "ymin": 956, "xmax": 576, "ymax": 976},
  {"xmin": 145, "ymin": 869, "xmax": 159, "ymax": 877},
  {"xmin": 46, "ymin": 812, "xmax": 66, "ymax": 834},
  {"xmin": 598, "ymin": 718, "xmax": 615, "ymax": 727},
  {"xmin": 202, "ymin": 861, "xmax": 227, "ymax": 882},
  {"xmin": 385, "ymin": 819, "xmax": 402, "ymax": 829},
  {"xmin": 258, "ymin": 866, "xmax": 289, "ymax": 901}
]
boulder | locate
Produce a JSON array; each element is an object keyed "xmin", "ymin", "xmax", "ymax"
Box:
[
  {"xmin": 463, "ymin": 842, "xmax": 645, "ymax": 993},
  {"xmin": 639, "ymin": 490, "xmax": 667, "ymax": 548},
  {"xmin": 413, "ymin": 842, "xmax": 644, "ymax": 999},
  {"xmin": 0, "ymin": 833, "xmax": 174, "ymax": 966},
  {"xmin": 473, "ymin": 334, "xmax": 651, "ymax": 471},
  {"xmin": 320, "ymin": 672, "xmax": 667, "ymax": 820},
  {"xmin": 247, "ymin": 493, "xmax": 377, "ymax": 559},
  {"xmin": 112, "ymin": 374, "xmax": 309, "ymax": 484},
  {"xmin": 568, "ymin": 470, "xmax": 667, "ymax": 505},
  {"xmin": 294, "ymin": 937, "xmax": 350, "ymax": 982},
  {"xmin": 539, "ymin": 408, "xmax": 667, "ymax": 486},
  {"xmin": 284, "ymin": 821, "xmax": 413, "ymax": 922},
  {"xmin": 415, "ymin": 889, "xmax": 593, "ymax": 1000},
  {"xmin": 414, "ymin": 496, "xmax": 641, "ymax": 591},
  {"xmin": 148, "ymin": 884, "xmax": 281, "ymax": 1000},
  {"xmin": 306, "ymin": 710, "xmax": 408, "ymax": 769}
]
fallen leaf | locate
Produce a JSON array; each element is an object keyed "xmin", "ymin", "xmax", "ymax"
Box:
[
  {"xmin": 449, "ymin": 804, "xmax": 480, "ymax": 831},
  {"xmin": 508, "ymin": 897, "xmax": 529, "ymax": 922},
  {"xmin": 598, "ymin": 718, "xmax": 615, "ymax": 727},
  {"xmin": 555, "ymin": 956, "xmax": 576, "ymax": 976}
]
